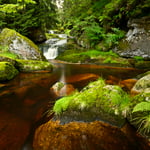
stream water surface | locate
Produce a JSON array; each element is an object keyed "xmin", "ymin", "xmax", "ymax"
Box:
[{"xmin": 0, "ymin": 59, "xmax": 148, "ymax": 150}]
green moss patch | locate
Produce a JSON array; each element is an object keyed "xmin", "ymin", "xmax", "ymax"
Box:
[
  {"xmin": 56, "ymin": 49, "xmax": 130, "ymax": 66},
  {"xmin": 0, "ymin": 62, "xmax": 18, "ymax": 81},
  {"xmin": 15, "ymin": 59, "xmax": 53, "ymax": 72},
  {"xmin": 52, "ymin": 78, "xmax": 130, "ymax": 126}
]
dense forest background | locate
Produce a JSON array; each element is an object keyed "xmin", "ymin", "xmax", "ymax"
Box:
[
  {"xmin": 0, "ymin": 0, "xmax": 149, "ymax": 48},
  {"xmin": 0, "ymin": 0, "xmax": 57, "ymax": 36}
]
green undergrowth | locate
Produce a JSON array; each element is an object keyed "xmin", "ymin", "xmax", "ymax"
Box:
[
  {"xmin": 0, "ymin": 52, "xmax": 19, "ymax": 59},
  {"xmin": 128, "ymin": 92, "xmax": 150, "ymax": 136},
  {"xmin": 56, "ymin": 49, "xmax": 130, "ymax": 65},
  {"xmin": 53, "ymin": 78, "xmax": 130, "ymax": 116}
]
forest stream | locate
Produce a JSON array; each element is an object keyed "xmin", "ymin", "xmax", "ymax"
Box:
[
  {"xmin": 0, "ymin": 59, "xmax": 148, "ymax": 150},
  {"xmin": 0, "ymin": 0, "xmax": 150, "ymax": 149}
]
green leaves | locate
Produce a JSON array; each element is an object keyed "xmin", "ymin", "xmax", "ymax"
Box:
[
  {"xmin": 0, "ymin": 0, "xmax": 58, "ymax": 35},
  {"xmin": 0, "ymin": 4, "xmax": 20, "ymax": 13},
  {"xmin": 17, "ymin": 0, "xmax": 36, "ymax": 4},
  {"xmin": 132, "ymin": 102, "xmax": 150, "ymax": 113}
]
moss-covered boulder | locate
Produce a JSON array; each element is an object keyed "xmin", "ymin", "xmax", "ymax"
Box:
[
  {"xmin": 0, "ymin": 62, "xmax": 18, "ymax": 81},
  {"xmin": 52, "ymin": 78, "xmax": 130, "ymax": 127},
  {"xmin": 0, "ymin": 28, "xmax": 45, "ymax": 60},
  {"xmin": 15, "ymin": 59, "xmax": 52, "ymax": 72}
]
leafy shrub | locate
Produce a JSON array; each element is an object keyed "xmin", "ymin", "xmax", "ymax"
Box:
[{"xmin": 129, "ymin": 92, "xmax": 150, "ymax": 136}]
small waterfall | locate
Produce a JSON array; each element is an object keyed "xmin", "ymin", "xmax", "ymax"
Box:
[
  {"xmin": 41, "ymin": 33, "xmax": 67, "ymax": 60},
  {"xmin": 44, "ymin": 47, "xmax": 58, "ymax": 59}
]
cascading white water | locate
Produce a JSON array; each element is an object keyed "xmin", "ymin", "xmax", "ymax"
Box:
[
  {"xmin": 44, "ymin": 47, "xmax": 58, "ymax": 59},
  {"xmin": 42, "ymin": 33, "xmax": 67, "ymax": 60}
]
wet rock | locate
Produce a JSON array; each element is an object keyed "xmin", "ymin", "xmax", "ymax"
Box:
[
  {"xmin": 50, "ymin": 82, "xmax": 76, "ymax": 97},
  {"xmin": 120, "ymin": 79, "xmax": 137, "ymax": 91},
  {"xmin": 66, "ymin": 73, "xmax": 99, "ymax": 88},
  {"xmin": 59, "ymin": 84, "xmax": 75, "ymax": 96},
  {"xmin": 115, "ymin": 17, "xmax": 150, "ymax": 60},
  {"xmin": 0, "ymin": 28, "xmax": 45, "ymax": 60},
  {"xmin": 106, "ymin": 76, "xmax": 137, "ymax": 91},
  {"xmin": 33, "ymin": 120, "xmax": 150, "ymax": 150},
  {"xmin": 131, "ymin": 74, "xmax": 150, "ymax": 95}
]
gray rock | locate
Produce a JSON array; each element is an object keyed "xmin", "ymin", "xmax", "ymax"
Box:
[
  {"xmin": 0, "ymin": 28, "xmax": 45, "ymax": 60},
  {"xmin": 115, "ymin": 17, "xmax": 150, "ymax": 60}
]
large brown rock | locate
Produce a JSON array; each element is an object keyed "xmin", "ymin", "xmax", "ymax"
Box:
[{"xmin": 33, "ymin": 120, "xmax": 150, "ymax": 150}]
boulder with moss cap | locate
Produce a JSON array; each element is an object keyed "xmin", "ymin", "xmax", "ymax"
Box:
[
  {"xmin": 15, "ymin": 59, "xmax": 52, "ymax": 72},
  {"xmin": 0, "ymin": 28, "xmax": 45, "ymax": 60},
  {"xmin": 52, "ymin": 78, "xmax": 130, "ymax": 127}
]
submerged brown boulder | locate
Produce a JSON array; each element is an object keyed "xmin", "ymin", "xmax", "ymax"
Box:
[
  {"xmin": 33, "ymin": 120, "xmax": 150, "ymax": 150},
  {"xmin": 50, "ymin": 82, "xmax": 76, "ymax": 97},
  {"xmin": 66, "ymin": 73, "xmax": 99, "ymax": 88}
]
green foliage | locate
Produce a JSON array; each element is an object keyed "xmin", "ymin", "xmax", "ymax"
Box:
[
  {"xmin": 81, "ymin": 50, "xmax": 118, "ymax": 57},
  {"xmin": 57, "ymin": 49, "xmax": 120, "ymax": 63},
  {"xmin": 103, "ymin": 57, "xmax": 118, "ymax": 64},
  {"xmin": 53, "ymin": 93, "xmax": 78, "ymax": 114},
  {"xmin": 56, "ymin": 52, "xmax": 90, "ymax": 63},
  {"xmin": 132, "ymin": 102, "xmax": 150, "ymax": 113},
  {"xmin": 104, "ymin": 28, "xmax": 125, "ymax": 48},
  {"xmin": 129, "ymin": 92, "xmax": 150, "ymax": 136},
  {"xmin": 61, "ymin": 0, "xmax": 148, "ymax": 49},
  {"xmin": 131, "ymin": 113, "xmax": 150, "ymax": 135},
  {"xmin": 133, "ymin": 56, "xmax": 144, "ymax": 61},
  {"xmin": 0, "ymin": 0, "xmax": 58, "ymax": 35}
]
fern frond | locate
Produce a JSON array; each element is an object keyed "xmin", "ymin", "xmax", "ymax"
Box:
[{"xmin": 132, "ymin": 102, "xmax": 150, "ymax": 113}]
